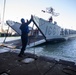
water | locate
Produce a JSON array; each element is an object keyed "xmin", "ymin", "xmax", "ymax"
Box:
[
  {"xmin": 0, "ymin": 37, "xmax": 21, "ymax": 53},
  {"xmin": 0, "ymin": 37, "xmax": 20, "ymax": 43},
  {"xmin": 0, "ymin": 37, "xmax": 76, "ymax": 62},
  {"xmin": 26, "ymin": 37, "xmax": 76, "ymax": 62}
]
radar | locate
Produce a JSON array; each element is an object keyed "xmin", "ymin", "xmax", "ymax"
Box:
[{"xmin": 42, "ymin": 7, "xmax": 60, "ymax": 17}]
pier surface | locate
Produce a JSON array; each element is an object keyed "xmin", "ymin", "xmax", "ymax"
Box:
[{"xmin": 0, "ymin": 52, "xmax": 76, "ymax": 75}]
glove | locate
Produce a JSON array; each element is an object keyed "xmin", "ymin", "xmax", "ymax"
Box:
[{"xmin": 31, "ymin": 15, "xmax": 33, "ymax": 20}]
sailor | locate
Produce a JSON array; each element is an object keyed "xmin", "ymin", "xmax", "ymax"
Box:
[
  {"xmin": 49, "ymin": 16, "xmax": 53, "ymax": 22},
  {"xmin": 18, "ymin": 15, "xmax": 33, "ymax": 57}
]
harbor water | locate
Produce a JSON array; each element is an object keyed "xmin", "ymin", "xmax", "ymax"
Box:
[{"xmin": 0, "ymin": 37, "xmax": 76, "ymax": 62}]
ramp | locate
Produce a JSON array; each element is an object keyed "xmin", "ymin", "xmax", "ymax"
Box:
[
  {"xmin": 6, "ymin": 20, "xmax": 21, "ymax": 35},
  {"xmin": 27, "ymin": 39, "xmax": 46, "ymax": 48},
  {"xmin": 33, "ymin": 16, "xmax": 61, "ymax": 40}
]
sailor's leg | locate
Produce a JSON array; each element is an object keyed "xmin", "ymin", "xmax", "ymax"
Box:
[
  {"xmin": 20, "ymin": 41, "xmax": 27, "ymax": 55},
  {"xmin": 18, "ymin": 36, "xmax": 28, "ymax": 57}
]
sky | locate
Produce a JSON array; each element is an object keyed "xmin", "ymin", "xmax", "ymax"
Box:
[{"xmin": 0, "ymin": 0, "xmax": 76, "ymax": 30}]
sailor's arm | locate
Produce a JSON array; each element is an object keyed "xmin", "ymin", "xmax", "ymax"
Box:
[{"xmin": 27, "ymin": 15, "xmax": 33, "ymax": 25}]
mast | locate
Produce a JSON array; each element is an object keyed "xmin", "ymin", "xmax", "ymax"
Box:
[
  {"xmin": 42, "ymin": 7, "xmax": 60, "ymax": 22},
  {"xmin": 1, "ymin": 0, "xmax": 6, "ymax": 32}
]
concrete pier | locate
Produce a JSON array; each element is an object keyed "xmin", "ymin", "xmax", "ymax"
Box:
[{"xmin": 0, "ymin": 52, "xmax": 76, "ymax": 75}]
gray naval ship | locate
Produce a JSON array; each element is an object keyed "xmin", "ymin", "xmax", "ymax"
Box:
[
  {"xmin": 6, "ymin": 15, "xmax": 76, "ymax": 48},
  {"xmin": 6, "ymin": 7, "xmax": 76, "ymax": 47}
]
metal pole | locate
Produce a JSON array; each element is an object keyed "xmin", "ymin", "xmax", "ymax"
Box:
[{"xmin": 1, "ymin": 0, "xmax": 6, "ymax": 31}]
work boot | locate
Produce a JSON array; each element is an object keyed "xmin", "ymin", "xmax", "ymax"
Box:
[{"xmin": 18, "ymin": 54, "xmax": 23, "ymax": 58}]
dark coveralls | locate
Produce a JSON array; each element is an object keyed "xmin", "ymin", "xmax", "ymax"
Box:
[{"xmin": 18, "ymin": 18, "xmax": 32, "ymax": 56}]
